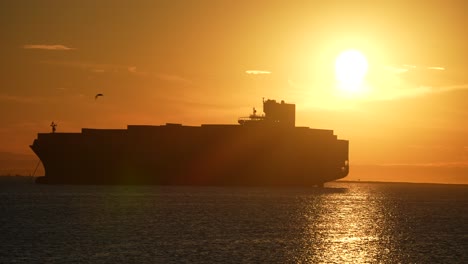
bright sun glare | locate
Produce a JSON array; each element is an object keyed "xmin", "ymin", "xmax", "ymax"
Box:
[{"xmin": 335, "ymin": 49, "xmax": 368, "ymax": 93}]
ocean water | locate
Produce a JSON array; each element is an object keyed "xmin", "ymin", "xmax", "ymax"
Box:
[{"xmin": 0, "ymin": 180, "xmax": 466, "ymax": 263}]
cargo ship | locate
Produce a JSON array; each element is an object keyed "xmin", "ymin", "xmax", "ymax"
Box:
[{"xmin": 30, "ymin": 99, "xmax": 349, "ymax": 186}]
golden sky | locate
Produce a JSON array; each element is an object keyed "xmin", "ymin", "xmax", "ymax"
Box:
[{"xmin": 1, "ymin": 0, "xmax": 467, "ymax": 183}]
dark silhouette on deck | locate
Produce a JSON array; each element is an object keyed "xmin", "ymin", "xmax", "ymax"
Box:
[
  {"xmin": 50, "ymin": 122, "xmax": 57, "ymax": 133},
  {"xmin": 31, "ymin": 99, "xmax": 349, "ymax": 186}
]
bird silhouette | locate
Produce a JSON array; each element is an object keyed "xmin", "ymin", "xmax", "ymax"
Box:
[{"xmin": 95, "ymin": 93, "xmax": 104, "ymax": 100}]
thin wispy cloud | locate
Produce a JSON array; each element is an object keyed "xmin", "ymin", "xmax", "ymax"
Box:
[
  {"xmin": 246, "ymin": 70, "xmax": 271, "ymax": 75},
  {"xmin": 383, "ymin": 66, "xmax": 409, "ymax": 74},
  {"xmin": 0, "ymin": 92, "xmax": 90, "ymax": 105},
  {"xmin": 435, "ymin": 84, "xmax": 468, "ymax": 93},
  {"xmin": 368, "ymin": 64, "xmax": 468, "ymax": 100},
  {"xmin": 41, "ymin": 60, "xmax": 190, "ymax": 84},
  {"xmin": 384, "ymin": 64, "xmax": 445, "ymax": 74},
  {"xmin": 42, "ymin": 61, "xmax": 123, "ymax": 72},
  {"xmin": 127, "ymin": 66, "xmax": 147, "ymax": 75},
  {"xmin": 367, "ymin": 84, "xmax": 468, "ymax": 101},
  {"xmin": 156, "ymin": 73, "xmax": 192, "ymax": 84},
  {"xmin": 287, "ymin": 63, "xmax": 468, "ymax": 109},
  {"xmin": 427, "ymin": 66, "xmax": 445, "ymax": 70},
  {"xmin": 23, "ymin": 44, "xmax": 76, "ymax": 50},
  {"xmin": 41, "ymin": 60, "xmax": 146, "ymax": 75},
  {"xmin": 378, "ymin": 161, "xmax": 468, "ymax": 168},
  {"xmin": 0, "ymin": 94, "xmax": 48, "ymax": 104},
  {"xmin": 91, "ymin": 69, "xmax": 106, "ymax": 73},
  {"xmin": 383, "ymin": 64, "xmax": 445, "ymax": 73}
]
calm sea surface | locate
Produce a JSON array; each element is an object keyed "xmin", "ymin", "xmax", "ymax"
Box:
[{"xmin": 0, "ymin": 180, "xmax": 466, "ymax": 263}]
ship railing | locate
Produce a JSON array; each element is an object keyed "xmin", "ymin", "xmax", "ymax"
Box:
[
  {"xmin": 238, "ymin": 115, "xmax": 265, "ymax": 121},
  {"xmin": 238, "ymin": 115, "xmax": 267, "ymax": 125}
]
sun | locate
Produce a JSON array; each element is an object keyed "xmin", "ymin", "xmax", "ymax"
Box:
[{"xmin": 335, "ymin": 49, "xmax": 368, "ymax": 93}]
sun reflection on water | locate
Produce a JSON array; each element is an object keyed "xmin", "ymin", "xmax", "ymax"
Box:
[{"xmin": 299, "ymin": 185, "xmax": 396, "ymax": 263}]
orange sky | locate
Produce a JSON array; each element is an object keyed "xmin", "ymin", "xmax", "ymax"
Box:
[{"xmin": 1, "ymin": 0, "xmax": 467, "ymax": 183}]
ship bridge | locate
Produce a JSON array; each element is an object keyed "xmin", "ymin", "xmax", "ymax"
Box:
[{"xmin": 238, "ymin": 99, "xmax": 295, "ymax": 127}]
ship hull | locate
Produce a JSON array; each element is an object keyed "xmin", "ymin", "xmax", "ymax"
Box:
[{"xmin": 30, "ymin": 124, "xmax": 349, "ymax": 186}]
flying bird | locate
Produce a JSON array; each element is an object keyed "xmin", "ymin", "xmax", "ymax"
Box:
[{"xmin": 95, "ymin": 93, "xmax": 103, "ymax": 100}]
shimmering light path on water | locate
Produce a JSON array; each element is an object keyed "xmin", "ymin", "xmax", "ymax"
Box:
[{"xmin": 0, "ymin": 181, "xmax": 466, "ymax": 263}]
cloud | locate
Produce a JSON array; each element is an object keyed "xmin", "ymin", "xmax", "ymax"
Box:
[
  {"xmin": 368, "ymin": 84, "xmax": 468, "ymax": 101},
  {"xmin": 285, "ymin": 62, "xmax": 468, "ymax": 110},
  {"xmin": 369, "ymin": 64, "xmax": 468, "ymax": 100},
  {"xmin": 156, "ymin": 73, "xmax": 192, "ymax": 84},
  {"xmin": 43, "ymin": 61, "xmax": 123, "ymax": 73},
  {"xmin": 245, "ymin": 70, "xmax": 271, "ymax": 75},
  {"xmin": 91, "ymin": 69, "xmax": 106, "ymax": 73},
  {"xmin": 41, "ymin": 60, "xmax": 191, "ymax": 84},
  {"xmin": 384, "ymin": 64, "xmax": 445, "ymax": 74},
  {"xmin": 23, "ymin": 44, "xmax": 76, "ymax": 50},
  {"xmin": 0, "ymin": 94, "xmax": 55, "ymax": 104},
  {"xmin": 435, "ymin": 84, "xmax": 468, "ymax": 93},
  {"xmin": 427, "ymin": 66, "xmax": 445, "ymax": 70},
  {"xmin": 378, "ymin": 161, "xmax": 468, "ymax": 168},
  {"xmin": 383, "ymin": 66, "xmax": 409, "ymax": 74},
  {"xmin": 127, "ymin": 66, "xmax": 147, "ymax": 75},
  {"xmin": 41, "ymin": 60, "xmax": 147, "ymax": 76},
  {"xmin": 0, "ymin": 92, "xmax": 90, "ymax": 105}
]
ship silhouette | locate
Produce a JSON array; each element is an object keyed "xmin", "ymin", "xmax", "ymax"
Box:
[{"xmin": 30, "ymin": 99, "xmax": 349, "ymax": 186}]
